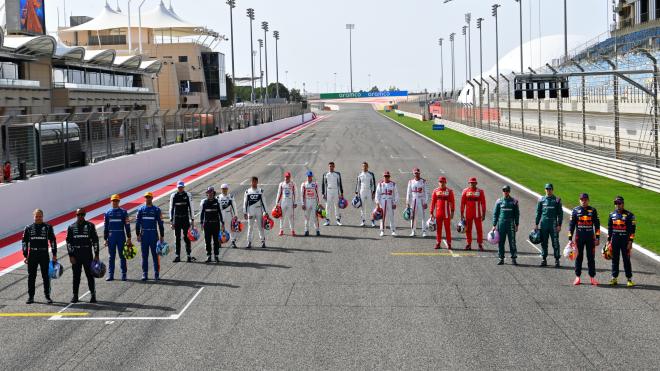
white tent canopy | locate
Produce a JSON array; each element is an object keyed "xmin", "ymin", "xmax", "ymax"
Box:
[{"xmin": 63, "ymin": 0, "xmax": 209, "ymax": 37}]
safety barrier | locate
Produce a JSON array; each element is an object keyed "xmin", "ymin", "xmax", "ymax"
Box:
[
  {"xmin": 441, "ymin": 119, "xmax": 660, "ymax": 193},
  {"xmin": 0, "ymin": 113, "xmax": 314, "ymax": 236}
]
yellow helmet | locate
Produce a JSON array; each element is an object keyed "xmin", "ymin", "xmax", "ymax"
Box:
[
  {"xmin": 110, "ymin": 194, "xmax": 121, "ymax": 201},
  {"xmin": 144, "ymin": 192, "xmax": 154, "ymax": 198}
]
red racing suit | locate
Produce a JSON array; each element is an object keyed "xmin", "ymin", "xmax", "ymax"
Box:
[
  {"xmin": 460, "ymin": 187, "xmax": 487, "ymax": 246},
  {"xmin": 431, "ymin": 186, "xmax": 455, "ymax": 246}
]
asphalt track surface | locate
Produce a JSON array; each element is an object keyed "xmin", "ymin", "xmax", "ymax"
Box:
[{"xmin": 1, "ymin": 104, "xmax": 659, "ymax": 370}]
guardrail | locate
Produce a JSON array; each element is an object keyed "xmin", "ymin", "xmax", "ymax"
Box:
[
  {"xmin": 0, "ymin": 103, "xmax": 308, "ymax": 180},
  {"xmin": 440, "ymin": 119, "xmax": 660, "ymax": 193}
]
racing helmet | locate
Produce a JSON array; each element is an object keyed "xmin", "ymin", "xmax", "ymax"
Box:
[
  {"xmin": 456, "ymin": 219, "xmax": 466, "ymax": 234},
  {"xmin": 48, "ymin": 261, "xmax": 64, "ymax": 279},
  {"xmin": 402, "ymin": 207, "xmax": 412, "ymax": 221},
  {"xmin": 351, "ymin": 195, "xmax": 362, "ymax": 208},
  {"xmin": 156, "ymin": 241, "xmax": 170, "ymax": 256},
  {"xmin": 602, "ymin": 242, "xmax": 613, "ymax": 261},
  {"xmin": 528, "ymin": 229, "xmax": 542, "ymax": 245},
  {"xmin": 219, "ymin": 230, "xmax": 231, "ymax": 243},
  {"xmin": 123, "ymin": 241, "xmax": 137, "ymax": 260},
  {"xmin": 487, "ymin": 230, "xmax": 500, "ymax": 245},
  {"xmin": 563, "ymin": 242, "xmax": 577, "ymax": 261},
  {"xmin": 316, "ymin": 205, "xmax": 327, "ymax": 218},
  {"xmin": 426, "ymin": 218, "xmax": 436, "ymax": 232},
  {"xmin": 187, "ymin": 228, "xmax": 200, "ymax": 242},
  {"xmin": 271, "ymin": 205, "xmax": 283, "ymax": 219},
  {"xmin": 337, "ymin": 197, "xmax": 348, "ymax": 209},
  {"xmin": 90, "ymin": 260, "xmax": 107, "ymax": 278},
  {"xmin": 262, "ymin": 215, "xmax": 275, "ymax": 231},
  {"xmin": 371, "ymin": 207, "xmax": 383, "ymax": 221}
]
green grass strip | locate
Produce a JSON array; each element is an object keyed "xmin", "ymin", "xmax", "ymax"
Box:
[{"xmin": 381, "ymin": 110, "xmax": 660, "ymax": 254}]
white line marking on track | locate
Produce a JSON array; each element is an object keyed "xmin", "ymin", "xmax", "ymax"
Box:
[
  {"xmin": 49, "ymin": 287, "xmax": 205, "ymax": 321},
  {"xmin": 527, "ymin": 240, "xmax": 542, "ymax": 253},
  {"xmin": 379, "ymin": 112, "xmax": 660, "ymax": 265}
]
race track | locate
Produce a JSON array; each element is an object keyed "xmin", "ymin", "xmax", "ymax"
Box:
[{"xmin": 0, "ymin": 104, "xmax": 658, "ymax": 370}]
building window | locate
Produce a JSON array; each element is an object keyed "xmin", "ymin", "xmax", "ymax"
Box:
[
  {"xmin": 87, "ymin": 71, "xmax": 100, "ymax": 85},
  {"xmin": 0, "ymin": 62, "xmax": 19, "ymax": 80},
  {"xmin": 178, "ymin": 56, "xmax": 188, "ymax": 63},
  {"xmin": 67, "ymin": 69, "xmax": 84, "ymax": 84},
  {"xmin": 641, "ymin": 0, "xmax": 649, "ymax": 23},
  {"xmin": 52, "ymin": 68, "xmax": 67, "ymax": 84}
]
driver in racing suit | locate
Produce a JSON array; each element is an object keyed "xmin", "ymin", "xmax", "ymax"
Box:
[
  {"xmin": 460, "ymin": 177, "xmax": 487, "ymax": 251},
  {"xmin": 322, "ymin": 161, "xmax": 344, "ymax": 226},
  {"xmin": 430, "ymin": 176, "xmax": 455, "ymax": 249},
  {"xmin": 103, "ymin": 194, "xmax": 131, "ymax": 281},
  {"xmin": 355, "ymin": 162, "xmax": 376, "ymax": 227},
  {"xmin": 243, "ymin": 176, "xmax": 267, "ymax": 249},
  {"xmin": 406, "ymin": 168, "xmax": 429, "ymax": 237},
  {"xmin": 275, "ymin": 171, "xmax": 297, "ymax": 236},
  {"xmin": 375, "ymin": 171, "xmax": 399, "ymax": 237},
  {"xmin": 301, "ymin": 170, "xmax": 321, "ymax": 236},
  {"xmin": 169, "ymin": 181, "xmax": 194, "ymax": 262},
  {"xmin": 218, "ymin": 184, "xmax": 238, "ymax": 248}
]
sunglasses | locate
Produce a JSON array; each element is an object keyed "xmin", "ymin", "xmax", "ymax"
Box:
[
  {"xmin": 76, "ymin": 213, "xmax": 86, "ymax": 216},
  {"xmin": 614, "ymin": 201, "xmax": 622, "ymax": 205}
]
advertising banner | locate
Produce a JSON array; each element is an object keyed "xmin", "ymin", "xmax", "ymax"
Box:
[
  {"xmin": 319, "ymin": 90, "xmax": 408, "ymax": 100},
  {"xmin": 5, "ymin": 0, "xmax": 47, "ymax": 35}
]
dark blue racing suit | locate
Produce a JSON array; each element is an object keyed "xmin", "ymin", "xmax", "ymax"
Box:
[{"xmin": 136, "ymin": 205, "xmax": 165, "ymax": 276}]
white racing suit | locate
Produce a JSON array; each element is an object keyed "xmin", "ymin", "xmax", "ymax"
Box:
[
  {"xmin": 243, "ymin": 187, "xmax": 266, "ymax": 244},
  {"xmin": 218, "ymin": 193, "xmax": 237, "ymax": 244},
  {"xmin": 375, "ymin": 180, "xmax": 399, "ymax": 233},
  {"xmin": 356, "ymin": 171, "xmax": 376, "ymax": 222},
  {"xmin": 406, "ymin": 178, "xmax": 429, "ymax": 234},
  {"xmin": 322, "ymin": 171, "xmax": 344, "ymax": 222},
  {"xmin": 275, "ymin": 181, "xmax": 297, "ymax": 232},
  {"xmin": 301, "ymin": 180, "xmax": 320, "ymax": 233}
]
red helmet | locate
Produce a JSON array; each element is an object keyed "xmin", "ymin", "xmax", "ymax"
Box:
[
  {"xmin": 468, "ymin": 177, "xmax": 477, "ymax": 183},
  {"xmin": 438, "ymin": 176, "xmax": 447, "ymax": 182},
  {"xmin": 271, "ymin": 205, "xmax": 282, "ymax": 219}
]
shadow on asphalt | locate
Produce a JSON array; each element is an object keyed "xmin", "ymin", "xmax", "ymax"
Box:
[
  {"xmin": 314, "ymin": 234, "xmax": 380, "ymax": 241},
  {"xmin": 152, "ymin": 278, "xmax": 240, "ymax": 288},
  {"xmin": 187, "ymin": 260, "xmax": 292, "ymax": 270},
  {"xmin": 512, "ymin": 262, "xmax": 654, "ymax": 274},
  {"xmin": 246, "ymin": 246, "xmax": 332, "ymax": 254},
  {"xmin": 73, "ymin": 301, "xmax": 177, "ymax": 312},
  {"xmin": 598, "ymin": 284, "xmax": 660, "ymax": 291}
]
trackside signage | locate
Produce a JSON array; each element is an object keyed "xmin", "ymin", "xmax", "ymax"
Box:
[{"xmin": 319, "ymin": 91, "xmax": 409, "ymax": 100}]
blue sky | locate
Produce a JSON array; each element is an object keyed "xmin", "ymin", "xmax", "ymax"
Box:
[{"xmin": 43, "ymin": 0, "xmax": 612, "ymax": 93}]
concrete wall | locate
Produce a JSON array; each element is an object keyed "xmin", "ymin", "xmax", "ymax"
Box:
[{"xmin": 0, "ymin": 113, "xmax": 313, "ymax": 235}]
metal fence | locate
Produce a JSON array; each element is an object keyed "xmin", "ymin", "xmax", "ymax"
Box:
[
  {"xmin": 412, "ymin": 50, "xmax": 660, "ymax": 168},
  {"xmin": 1, "ymin": 103, "xmax": 307, "ymax": 179}
]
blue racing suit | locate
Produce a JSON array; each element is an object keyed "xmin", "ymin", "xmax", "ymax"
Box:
[
  {"xmin": 136, "ymin": 205, "xmax": 165, "ymax": 276},
  {"xmin": 104, "ymin": 207, "xmax": 131, "ymax": 278}
]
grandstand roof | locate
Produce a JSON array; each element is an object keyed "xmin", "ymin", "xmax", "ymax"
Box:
[{"xmin": 63, "ymin": 0, "xmax": 209, "ymax": 37}]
